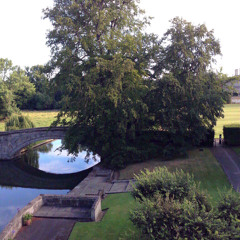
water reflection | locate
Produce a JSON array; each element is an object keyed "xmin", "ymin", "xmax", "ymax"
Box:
[
  {"xmin": 0, "ymin": 139, "xmax": 100, "ymax": 232},
  {"xmin": 21, "ymin": 139, "xmax": 100, "ymax": 174}
]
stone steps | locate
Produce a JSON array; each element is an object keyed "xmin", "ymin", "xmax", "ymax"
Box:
[{"xmin": 34, "ymin": 206, "xmax": 91, "ymax": 220}]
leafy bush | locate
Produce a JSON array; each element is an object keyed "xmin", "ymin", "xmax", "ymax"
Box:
[
  {"xmin": 131, "ymin": 167, "xmax": 197, "ymax": 202},
  {"xmin": 5, "ymin": 114, "xmax": 35, "ymax": 131},
  {"xmin": 130, "ymin": 168, "xmax": 240, "ymax": 240},
  {"xmin": 130, "ymin": 195, "xmax": 224, "ymax": 240},
  {"xmin": 217, "ymin": 190, "xmax": 240, "ymax": 225},
  {"xmin": 223, "ymin": 124, "xmax": 240, "ymax": 146}
]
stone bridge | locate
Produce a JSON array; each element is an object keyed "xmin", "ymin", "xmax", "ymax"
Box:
[{"xmin": 0, "ymin": 127, "xmax": 68, "ymax": 160}]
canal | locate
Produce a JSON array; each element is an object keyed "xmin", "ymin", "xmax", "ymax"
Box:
[{"xmin": 0, "ymin": 139, "xmax": 100, "ymax": 232}]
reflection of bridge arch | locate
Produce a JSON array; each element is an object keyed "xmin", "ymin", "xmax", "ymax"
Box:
[
  {"xmin": 0, "ymin": 127, "xmax": 67, "ymax": 160},
  {"xmin": 0, "ymin": 159, "xmax": 92, "ymax": 190}
]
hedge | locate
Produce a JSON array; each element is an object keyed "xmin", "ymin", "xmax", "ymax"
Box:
[{"xmin": 223, "ymin": 124, "xmax": 240, "ymax": 146}]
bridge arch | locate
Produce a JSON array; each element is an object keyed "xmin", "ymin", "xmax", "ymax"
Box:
[{"xmin": 0, "ymin": 127, "xmax": 68, "ymax": 160}]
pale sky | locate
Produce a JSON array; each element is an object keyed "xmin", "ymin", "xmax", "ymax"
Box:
[{"xmin": 0, "ymin": 0, "xmax": 240, "ymax": 76}]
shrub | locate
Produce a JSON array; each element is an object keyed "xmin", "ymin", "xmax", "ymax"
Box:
[
  {"xmin": 130, "ymin": 168, "xmax": 240, "ymax": 240},
  {"xmin": 131, "ymin": 167, "xmax": 197, "ymax": 202},
  {"xmin": 130, "ymin": 194, "xmax": 223, "ymax": 240},
  {"xmin": 217, "ymin": 190, "xmax": 240, "ymax": 225},
  {"xmin": 223, "ymin": 124, "xmax": 240, "ymax": 146},
  {"xmin": 5, "ymin": 114, "xmax": 35, "ymax": 131}
]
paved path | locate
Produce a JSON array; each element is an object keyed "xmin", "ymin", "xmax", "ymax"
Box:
[
  {"xmin": 211, "ymin": 146, "xmax": 240, "ymax": 191},
  {"xmin": 68, "ymin": 166, "xmax": 135, "ymax": 197},
  {"xmin": 15, "ymin": 218, "xmax": 75, "ymax": 240}
]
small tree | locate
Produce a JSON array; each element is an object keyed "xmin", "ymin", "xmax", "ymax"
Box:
[
  {"xmin": 0, "ymin": 82, "xmax": 19, "ymax": 119},
  {"xmin": 5, "ymin": 115, "xmax": 35, "ymax": 131}
]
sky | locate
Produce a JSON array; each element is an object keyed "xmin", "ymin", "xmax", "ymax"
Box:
[{"xmin": 0, "ymin": 0, "xmax": 240, "ymax": 76}]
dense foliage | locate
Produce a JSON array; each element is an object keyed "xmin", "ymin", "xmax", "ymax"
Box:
[
  {"xmin": 0, "ymin": 81, "xmax": 19, "ymax": 119},
  {"xmin": 130, "ymin": 167, "xmax": 240, "ymax": 240},
  {"xmin": 0, "ymin": 58, "xmax": 61, "ymax": 118},
  {"xmin": 223, "ymin": 124, "xmax": 240, "ymax": 146},
  {"xmin": 44, "ymin": 0, "xmax": 158, "ymax": 168},
  {"xmin": 132, "ymin": 167, "xmax": 197, "ymax": 201},
  {"xmin": 148, "ymin": 18, "xmax": 229, "ymax": 147},
  {"xmin": 43, "ymin": 0, "xmax": 230, "ymax": 168},
  {"xmin": 5, "ymin": 115, "xmax": 35, "ymax": 131}
]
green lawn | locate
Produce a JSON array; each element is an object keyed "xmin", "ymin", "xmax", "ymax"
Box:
[
  {"xmin": 69, "ymin": 193, "xmax": 141, "ymax": 240},
  {"xmin": 214, "ymin": 104, "xmax": 240, "ymax": 137},
  {"xmin": 0, "ymin": 110, "xmax": 58, "ymax": 131},
  {"xmin": 120, "ymin": 148, "xmax": 232, "ymax": 203}
]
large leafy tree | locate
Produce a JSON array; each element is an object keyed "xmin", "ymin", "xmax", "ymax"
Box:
[
  {"xmin": 25, "ymin": 65, "xmax": 54, "ymax": 109},
  {"xmin": 0, "ymin": 58, "xmax": 18, "ymax": 118},
  {"xmin": 0, "ymin": 82, "xmax": 18, "ymax": 119},
  {"xmin": 44, "ymin": 0, "xmax": 158, "ymax": 167},
  {"xmin": 7, "ymin": 67, "xmax": 36, "ymax": 109},
  {"xmin": 150, "ymin": 17, "xmax": 228, "ymax": 145}
]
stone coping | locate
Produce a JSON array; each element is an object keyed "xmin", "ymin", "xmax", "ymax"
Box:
[
  {"xmin": 42, "ymin": 194, "xmax": 99, "ymax": 208},
  {"xmin": 0, "ymin": 126, "xmax": 68, "ymax": 135}
]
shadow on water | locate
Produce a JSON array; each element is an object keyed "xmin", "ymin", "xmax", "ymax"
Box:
[
  {"xmin": 0, "ymin": 159, "xmax": 93, "ymax": 190},
  {"xmin": 0, "ymin": 139, "xmax": 99, "ymax": 232}
]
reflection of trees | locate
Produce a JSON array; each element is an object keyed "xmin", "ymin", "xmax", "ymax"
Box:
[
  {"xmin": 21, "ymin": 149, "xmax": 39, "ymax": 169},
  {"xmin": 0, "ymin": 185, "xmax": 13, "ymax": 190},
  {"xmin": 38, "ymin": 143, "xmax": 53, "ymax": 153},
  {"xmin": 60, "ymin": 142, "xmax": 99, "ymax": 164},
  {"xmin": 20, "ymin": 142, "xmax": 54, "ymax": 169}
]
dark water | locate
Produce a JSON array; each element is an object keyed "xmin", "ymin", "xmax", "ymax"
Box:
[{"xmin": 0, "ymin": 139, "xmax": 100, "ymax": 232}]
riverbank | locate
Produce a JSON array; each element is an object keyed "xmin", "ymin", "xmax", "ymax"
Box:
[{"xmin": 3, "ymin": 165, "xmax": 135, "ymax": 240}]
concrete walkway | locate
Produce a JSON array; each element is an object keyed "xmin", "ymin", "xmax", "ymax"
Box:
[
  {"xmin": 14, "ymin": 166, "xmax": 134, "ymax": 240},
  {"xmin": 68, "ymin": 166, "xmax": 135, "ymax": 197},
  {"xmin": 15, "ymin": 218, "xmax": 75, "ymax": 240},
  {"xmin": 211, "ymin": 146, "xmax": 240, "ymax": 192}
]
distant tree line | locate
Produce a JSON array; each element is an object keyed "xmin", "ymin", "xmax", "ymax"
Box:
[{"xmin": 0, "ymin": 59, "xmax": 62, "ymax": 118}]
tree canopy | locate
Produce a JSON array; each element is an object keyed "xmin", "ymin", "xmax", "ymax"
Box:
[
  {"xmin": 44, "ymin": 2, "xmax": 230, "ymax": 168},
  {"xmin": 44, "ymin": 0, "xmax": 159, "ymax": 168},
  {"xmin": 148, "ymin": 17, "xmax": 229, "ymax": 145}
]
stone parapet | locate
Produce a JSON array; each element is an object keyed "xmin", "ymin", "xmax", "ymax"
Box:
[{"xmin": 0, "ymin": 127, "xmax": 68, "ymax": 159}]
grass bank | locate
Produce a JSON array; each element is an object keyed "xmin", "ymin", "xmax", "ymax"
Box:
[
  {"xmin": 119, "ymin": 148, "xmax": 232, "ymax": 203},
  {"xmin": 214, "ymin": 104, "xmax": 240, "ymax": 137},
  {"xmin": 0, "ymin": 110, "xmax": 58, "ymax": 131}
]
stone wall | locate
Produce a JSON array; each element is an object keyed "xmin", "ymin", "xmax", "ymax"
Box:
[
  {"xmin": 0, "ymin": 194, "xmax": 102, "ymax": 239},
  {"xmin": 0, "ymin": 127, "xmax": 68, "ymax": 159},
  {"xmin": 42, "ymin": 195, "xmax": 96, "ymax": 208}
]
